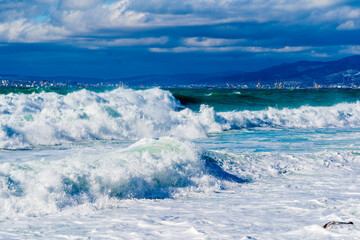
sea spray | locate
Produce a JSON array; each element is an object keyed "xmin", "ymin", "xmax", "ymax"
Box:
[{"xmin": 219, "ymin": 103, "xmax": 360, "ymax": 129}]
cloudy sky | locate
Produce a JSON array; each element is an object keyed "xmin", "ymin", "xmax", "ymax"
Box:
[{"xmin": 0, "ymin": 0, "xmax": 360, "ymax": 78}]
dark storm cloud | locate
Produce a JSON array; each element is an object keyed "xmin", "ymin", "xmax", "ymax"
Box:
[{"xmin": 0, "ymin": 0, "xmax": 359, "ymax": 77}]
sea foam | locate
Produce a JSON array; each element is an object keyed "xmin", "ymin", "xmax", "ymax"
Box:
[{"xmin": 219, "ymin": 103, "xmax": 360, "ymax": 129}]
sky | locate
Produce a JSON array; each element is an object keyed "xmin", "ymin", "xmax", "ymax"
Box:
[{"xmin": 0, "ymin": 0, "xmax": 360, "ymax": 78}]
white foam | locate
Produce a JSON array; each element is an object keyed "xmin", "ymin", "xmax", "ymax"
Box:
[
  {"xmin": 220, "ymin": 102, "xmax": 360, "ymax": 129},
  {"xmin": 209, "ymin": 149, "xmax": 360, "ymax": 180}
]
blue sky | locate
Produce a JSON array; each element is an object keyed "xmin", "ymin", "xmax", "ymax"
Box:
[{"xmin": 0, "ymin": 0, "xmax": 360, "ymax": 78}]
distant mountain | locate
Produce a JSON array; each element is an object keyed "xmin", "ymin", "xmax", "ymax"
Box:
[
  {"xmin": 203, "ymin": 55, "xmax": 360, "ymax": 87},
  {"xmin": 113, "ymin": 55, "xmax": 360, "ymax": 87},
  {"xmin": 110, "ymin": 72, "xmax": 244, "ymax": 87},
  {"xmin": 2, "ymin": 55, "xmax": 360, "ymax": 88}
]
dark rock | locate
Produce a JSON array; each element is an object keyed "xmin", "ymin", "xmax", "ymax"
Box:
[{"xmin": 323, "ymin": 221, "xmax": 354, "ymax": 229}]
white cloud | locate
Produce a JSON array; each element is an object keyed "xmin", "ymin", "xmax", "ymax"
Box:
[
  {"xmin": 324, "ymin": 6, "xmax": 360, "ymax": 20},
  {"xmin": 0, "ymin": 19, "xmax": 68, "ymax": 42},
  {"xmin": 101, "ymin": 36, "xmax": 168, "ymax": 46},
  {"xmin": 337, "ymin": 20, "xmax": 357, "ymax": 30},
  {"xmin": 77, "ymin": 36, "xmax": 168, "ymax": 48},
  {"xmin": 241, "ymin": 46, "xmax": 311, "ymax": 53},
  {"xmin": 54, "ymin": 0, "xmax": 148, "ymax": 33},
  {"xmin": 36, "ymin": 0, "xmax": 58, "ymax": 3},
  {"xmin": 183, "ymin": 37, "xmax": 243, "ymax": 47},
  {"xmin": 274, "ymin": 0, "xmax": 340, "ymax": 10},
  {"xmin": 310, "ymin": 50, "xmax": 331, "ymax": 57},
  {"xmin": 59, "ymin": 0, "xmax": 101, "ymax": 10},
  {"xmin": 340, "ymin": 45, "xmax": 360, "ymax": 54},
  {"xmin": 150, "ymin": 47, "xmax": 198, "ymax": 53},
  {"xmin": 150, "ymin": 45, "xmax": 310, "ymax": 53},
  {"xmin": 0, "ymin": 0, "xmax": 357, "ymax": 43}
]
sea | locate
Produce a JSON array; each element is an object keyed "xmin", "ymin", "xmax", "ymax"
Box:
[{"xmin": 1, "ymin": 87, "xmax": 360, "ymax": 239}]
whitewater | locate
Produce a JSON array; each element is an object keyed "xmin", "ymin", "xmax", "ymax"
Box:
[{"xmin": 1, "ymin": 87, "xmax": 360, "ymax": 239}]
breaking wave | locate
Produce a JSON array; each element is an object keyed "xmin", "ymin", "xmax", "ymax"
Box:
[
  {"xmin": 1, "ymin": 87, "xmax": 360, "ymax": 149},
  {"xmin": 219, "ymin": 102, "xmax": 360, "ymax": 129},
  {"xmin": 0, "ymin": 88, "xmax": 224, "ymax": 149},
  {"xmin": 0, "ymin": 138, "xmax": 248, "ymax": 218}
]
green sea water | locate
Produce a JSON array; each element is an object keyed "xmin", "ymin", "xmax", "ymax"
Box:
[{"xmin": 169, "ymin": 88, "xmax": 360, "ymax": 111}]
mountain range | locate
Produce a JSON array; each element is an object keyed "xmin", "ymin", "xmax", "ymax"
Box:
[
  {"xmin": 2, "ymin": 55, "xmax": 360, "ymax": 88},
  {"xmin": 206, "ymin": 55, "xmax": 360, "ymax": 87},
  {"xmin": 113, "ymin": 55, "xmax": 360, "ymax": 87}
]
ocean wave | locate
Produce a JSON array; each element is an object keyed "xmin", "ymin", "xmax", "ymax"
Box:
[
  {"xmin": 0, "ymin": 88, "xmax": 229, "ymax": 149},
  {"xmin": 0, "ymin": 138, "xmax": 247, "ymax": 218},
  {"xmin": 209, "ymin": 149, "xmax": 359, "ymax": 180},
  {"xmin": 219, "ymin": 102, "xmax": 360, "ymax": 129},
  {"xmin": 2, "ymin": 88, "xmax": 360, "ymax": 149}
]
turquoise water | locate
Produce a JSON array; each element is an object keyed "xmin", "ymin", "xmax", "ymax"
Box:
[{"xmin": 169, "ymin": 88, "xmax": 360, "ymax": 111}]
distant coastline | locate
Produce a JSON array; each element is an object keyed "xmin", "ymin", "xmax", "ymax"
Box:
[{"xmin": 2, "ymin": 55, "xmax": 360, "ymax": 89}]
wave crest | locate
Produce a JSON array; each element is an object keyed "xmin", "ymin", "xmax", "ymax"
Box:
[{"xmin": 220, "ymin": 102, "xmax": 360, "ymax": 129}]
